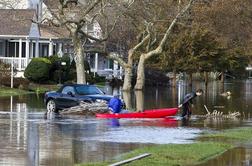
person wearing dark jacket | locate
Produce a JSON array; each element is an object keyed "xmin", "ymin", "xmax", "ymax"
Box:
[{"xmin": 180, "ymin": 89, "xmax": 203, "ymax": 118}]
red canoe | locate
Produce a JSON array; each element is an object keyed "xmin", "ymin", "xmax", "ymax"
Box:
[{"xmin": 96, "ymin": 108, "xmax": 178, "ymax": 119}]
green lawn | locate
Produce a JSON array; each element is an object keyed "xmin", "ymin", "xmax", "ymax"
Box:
[
  {"xmin": 28, "ymin": 84, "xmax": 60, "ymax": 93},
  {"xmin": 199, "ymin": 127, "xmax": 252, "ymax": 142},
  {"xmin": 0, "ymin": 84, "xmax": 60, "ymax": 97},
  {"xmin": 77, "ymin": 127, "xmax": 252, "ymax": 166},
  {"xmin": 95, "ymin": 82, "xmax": 106, "ymax": 87},
  {"xmin": 78, "ymin": 142, "xmax": 232, "ymax": 166},
  {"xmin": 0, "ymin": 87, "xmax": 33, "ymax": 96},
  {"xmin": 0, "ymin": 83, "xmax": 105, "ymax": 97}
]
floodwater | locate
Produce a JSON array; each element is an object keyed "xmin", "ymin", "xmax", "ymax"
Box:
[
  {"xmin": 0, "ymin": 80, "xmax": 252, "ymax": 165},
  {"xmin": 196, "ymin": 145, "xmax": 252, "ymax": 166}
]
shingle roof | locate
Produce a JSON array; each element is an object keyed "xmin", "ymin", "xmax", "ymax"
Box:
[
  {"xmin": 43, "ymin": 0, "xmax": 86, "ymax": 10},
  {"xmin": 0, "ymin": 9, "xmax": 35, "ymax": 36},
  {"xmin": 43, "ymin": 0, "xmax": 59, "ymax": 10},
  {"xmin": 39, "ymin": 24, "xmax": 70, "ymax": 39}
]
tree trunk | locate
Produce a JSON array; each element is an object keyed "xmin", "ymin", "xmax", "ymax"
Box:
[
  {"xmin": 172, "ymin": 69, "xmax": 176, "ymax": 87},
  {"xmin": 189, "ymin": 73, "xmax": 193, "ymax": 87},
  {"xmin": 134, "ymin": 55, "xmax": 145, "ymax": 90},
  {"xmin": 204, "ymin": 85, "xmax": 208, "ymax": 103},
  {"xmin": 135, "ymin": 90, "xmax": 144, "ymax": 112},
  {"xmin": 221, "ymin": 71, "xmax": 224, "ymax": 83},
  {"xmin": 122, "ymin": 66, "xmax": 133, "ymax": 91},
  {"xmin": 122, "ymin": 91, "xmax": 132, "ymax": 110},
  {"xmin": 73, "ymin": 36, "xmax": 86, "ymax": 84},
  {"xmin": 122, "ymin": 51, "xmax": 134, "ymax": 91},
  {"xmin": 220, "ymin": 80, "xmax": 224, "ymax": 94},
  {"xmin": 220, "ymin": 71, "xmax": 224, "ymax": 94},
  {"xmin": 204, "ymin": 71, "xmax": 208, "ymax": 86},
  {"xmin": 172, "ymin": 85, "xmax": 176, "ymax": 106}
]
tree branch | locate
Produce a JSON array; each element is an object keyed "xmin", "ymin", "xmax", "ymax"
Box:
[
  {"xmin": 146, "ymin": 0, "xmax": 195, "ymax": 59},
  {"xmin": 80, "ymin": 0, "xmax": 102, "ymax": 18},
  {"xmin": 133, "ymin": 22, "xmax": 152, "ymax": 51},
  {"xmin": 108, "ymin": 52, "xmax": 127, "ymax": 67}
]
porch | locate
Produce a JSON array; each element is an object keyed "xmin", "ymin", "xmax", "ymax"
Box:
[
  {"xmin": 0, "ymin": 38, "xmax": 65, "ymax": 71},
  {"xmin": 87, "ymin": 52, "xmax": 123, "ymax": 79}
]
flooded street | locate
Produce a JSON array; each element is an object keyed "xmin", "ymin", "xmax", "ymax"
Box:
[
  {"xmin": 196, "ymin": 145, "xmax": 252, "ymax": 166},
  {"xmin": 0, "ymin": 80, "xmax": 252, "ymax": 165}
]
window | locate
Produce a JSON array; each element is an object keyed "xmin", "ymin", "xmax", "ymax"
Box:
[
  {"xmin": 89, "ymin": 54, "xmax": 95, "ymax": 68},
  {"xmin": 87, "ymin": 24, "xmax": 94, "ymax": 32},
  {"xmin": 62, "ymin": 86, "xmax": 75, "ymax": 95},
  {"xmin": 41, "ymin": 44, "xmax": 49, "ymax": 57},
  {"xmin": 75, "ymin": 85, "xmax": 102, "ymax": 95},
  {"xmin": 108, "ymin": 59, "xmax": 114, "ymax": 69},
  {"xmin": 9, "ymin": 42, "xmax": 19, "ymax": 57},
  {"xmin": 22, "ymin": 42, "xmax": 26, "ymax": 57}
]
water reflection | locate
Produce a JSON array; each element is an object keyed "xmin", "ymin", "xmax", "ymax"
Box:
[
  {"xmin": 108, "ymin": 119, "xmax": 120, "ymax": 127},
  {"xmin": 197, "ymin": 146, "xmax": 252, "ymax": 166},
  {"xmin": 135, "ymin": 91, "xmax": 144, "ymax": 112},
  {"xmin": 27, "ymin": 122, "xmax": 39, "ymax": 166},
  {"xmin": 1, "ymin": 81, "xmax": 252, "ymax": 165}
]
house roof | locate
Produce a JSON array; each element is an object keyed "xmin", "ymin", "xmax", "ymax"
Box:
[
  {"xmin": 43, "ymin": 0, "xmax": 86, "ymax": 10},
  {"xmin": 39, "ymin": 24, "xmax": 70, "ymax": 39},
  {"xmin": 43, "ymin": 0, "xmax": 59, "ymax": 10},
  {"xmin": 0, "ymin": 9, "xmax": 36, "ymax": 36}
]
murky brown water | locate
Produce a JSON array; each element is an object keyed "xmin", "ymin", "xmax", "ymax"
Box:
[
  {"xmin": 1, "ymin": 80, "xmax": 252, "ymax": 165},
  {"xmin": 196, "ymin": 145, "xmax": 252, "ymax": 166}
]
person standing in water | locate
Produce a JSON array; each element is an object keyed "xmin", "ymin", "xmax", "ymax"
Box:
[{"xmin": 179, "ymin": 89, "xmax": 203, "ymax": 118}]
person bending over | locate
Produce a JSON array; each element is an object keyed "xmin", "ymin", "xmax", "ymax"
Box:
[
  {"xmin": 108, "ymin": 95, "xmax": 122, "ymax": 114},
  {"xmin": 180, "ymin": 89, "xmax": 203, "ymax": 118}
]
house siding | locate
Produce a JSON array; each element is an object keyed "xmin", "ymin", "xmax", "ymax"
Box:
[{"xmin": 29, "ymin": 23, "xmax": 40, "ymax": 38}]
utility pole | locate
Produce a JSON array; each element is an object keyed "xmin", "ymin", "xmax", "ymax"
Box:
[{"xmin": 11, "ymin": 58, "xmax": 13, "ymax": 88}]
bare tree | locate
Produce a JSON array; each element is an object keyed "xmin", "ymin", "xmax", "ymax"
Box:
[
  {"xmin": 134, "ymin": 0, "xmax": 195, "ymax": 90},
  {"xmin": 108, "ymin": 0, "xmax": 195, "ymax": 91},
  {"xmin": 108, "ymin": 28, "xmax": 150, "ymax": 91},
  {"xmin": 45, "ymin": 0, "xmax": 133, "ymax": 84}
]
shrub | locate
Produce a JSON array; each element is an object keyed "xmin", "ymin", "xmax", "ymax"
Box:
[
  {"xmin": 86, "ymin": 73, "xmax": 106, "ymax": 84},
  {"xmin": 24, "ymin": 58, "xmax": 52, "ymax": 83},
  {"xmin": 0, "ymin": 60, "xmax": 17, "ymax": 80},
  {"xmin": 46, "ymin": 55, "xmax": 73, "ymax": 83},
  {"xmin": 47, "ymin": 55, "xmax": 60, "ymax": 64},
  {"xmin": 67, "ymin": 59, "xmax": 91, "ymax": 82},
  {"xmin": 15, "ymin": 78, "xmax": 30, "ymax": 90},
  {"xmin": 86, "ymin": 73, "xmax": 95, "ymax": 84}
]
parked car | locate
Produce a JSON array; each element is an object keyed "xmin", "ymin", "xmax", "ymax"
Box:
[{"xmin": 44, "ymin": 84, "xmax": 115, "ymax": 112}]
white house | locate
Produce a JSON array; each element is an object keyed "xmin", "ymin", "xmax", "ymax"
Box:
[
  {"xmin": 0, "ymin": 9, "xmax": 68, "ymax": 77},
  {"xmin": 0, "ymin": 0, "xmax": 123, "ymax": 79}
]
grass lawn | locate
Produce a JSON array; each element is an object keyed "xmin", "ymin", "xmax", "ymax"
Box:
[
  {"xmin": 78, "ymin": 142, "xmax": 232, "ymax": 166},
  {"xmin": 77, "ymin": 127, "xmax": 252, "ymax": 166},
  {"xmin": 95, "ymin": 82, "xmax": 106, "ymax": 87},
  {"xmin": 199, "ymin": 127, "xmax": 252, "ymax": 142},
  {"xmin": 0, "ymin": 84, "xmax": 60, "ymax": 97},
  {"xmin": 0, "ymin": 87, "xmax": 33, "ymax": 96},
  {"xmin": 0, "ymin": 82, "xmax": 105, "ymax": 97},
  {"xmin": 28, "ymin": 84, "xmax": 59, "ymax": 94}
]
